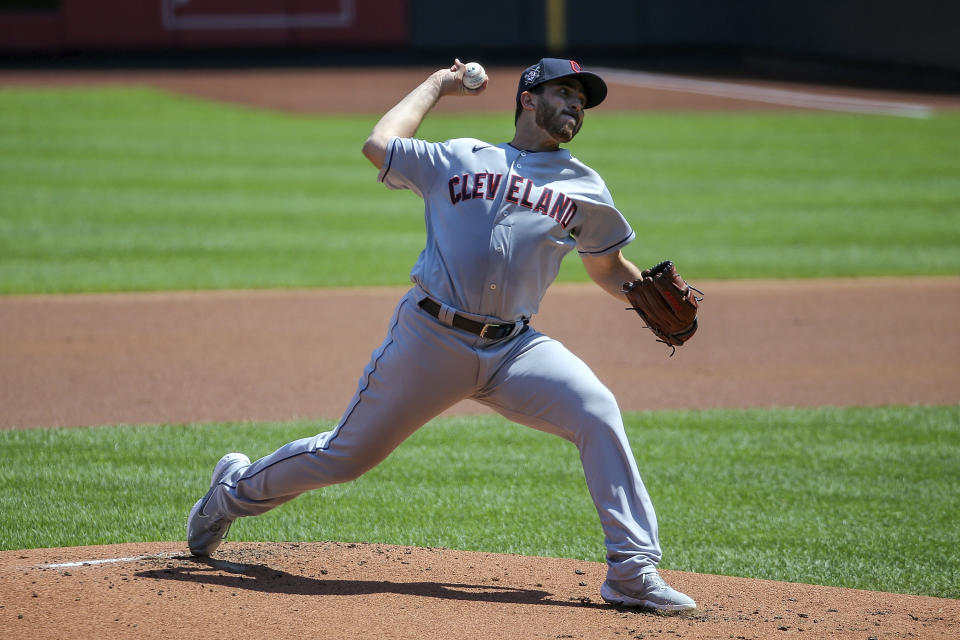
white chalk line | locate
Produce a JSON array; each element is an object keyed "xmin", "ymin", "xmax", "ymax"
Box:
[
  {"xmin": 595, "ymin": 67, "xmax": 935, "ymax": 119},
  {"xmin": 32, "ymin": 551, "xmax": 250, "ymax": 574},
  {"xmin": 35, "ymin": 551, "xmax": 183, "ymax": 569}
]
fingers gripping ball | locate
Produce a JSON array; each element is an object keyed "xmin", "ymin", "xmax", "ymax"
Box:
[
  {"xmin": 622, "ymin": 260, "xmax": 704, "ymax": 355},
  {"xmin": 462, "ymin": 62, "xmax": 487, "ymax": 90}
]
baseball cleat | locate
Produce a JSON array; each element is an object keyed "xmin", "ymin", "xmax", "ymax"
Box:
[
  {"xmin": 601, "ymin": 572, "xmax": 696, "ymax": 611},
  {"xmin": 187, "ymin": 452, "xmax": 250, "ymax": 556}
]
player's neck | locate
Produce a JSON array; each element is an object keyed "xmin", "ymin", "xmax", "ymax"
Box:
[{"xmin": 510, "ymin": 124, "xmax": 563, "ymax": 152}]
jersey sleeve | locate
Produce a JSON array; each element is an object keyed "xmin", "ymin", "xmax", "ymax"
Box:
[
  {"xmin": 377, "ymin": 137, "xmax": 447, "ymax": 198},
  {"xmin": 572, "ymin": 190, "xmax": 636, "ymax": 256}
]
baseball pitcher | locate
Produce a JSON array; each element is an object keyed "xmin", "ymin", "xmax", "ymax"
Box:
[{"xmin": 188, "ymin": 58, "xmax": 700, "ymax": 611}]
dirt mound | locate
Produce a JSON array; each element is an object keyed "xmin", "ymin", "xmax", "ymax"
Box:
[{"xmin": 3, "ymin": 541, "xmax": 957, "ymax": 639}]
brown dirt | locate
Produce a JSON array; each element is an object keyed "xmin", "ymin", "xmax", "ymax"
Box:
[
  {"xmin": 3, "ymin": 279, "xmax": 959, "ymax": 429},
  {"xmin": 1, "ymin": 67, "xmax": 957, "ymax": 638},
  {"xmin": 3, "ymin": 542, "xmax": 958, "ymax": 640}
]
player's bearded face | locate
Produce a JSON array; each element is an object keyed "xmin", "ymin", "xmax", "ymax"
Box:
[{"xmin": 535, "ymin": 96, "xmax": 583, "ymax": 142}]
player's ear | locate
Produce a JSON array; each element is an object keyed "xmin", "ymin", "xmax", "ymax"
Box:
[{"xmin": 520, "ymin": 90, "xmax": 537, "ymax": 112}]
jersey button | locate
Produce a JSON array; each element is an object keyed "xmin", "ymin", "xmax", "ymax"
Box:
[
  {"xmin": 489, "ymin": 283, "xmax": 497, "ymax": 290},
  {"xmin": 496, "ymin": 245, "xmax": 504, "ymax": 254}
]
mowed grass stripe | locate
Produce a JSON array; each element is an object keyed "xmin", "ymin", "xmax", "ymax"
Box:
[
  {"xmin": 2, "ymin": 87, "xmax": 959, "ymax": 293},
  {"xmin": 1, "ymin": 405, "xmax": 957, "ymax": 598}
]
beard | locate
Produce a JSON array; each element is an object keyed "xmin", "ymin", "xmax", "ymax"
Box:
[{"xmin": 535, "ymin": 100, "xmax": 582, "ymax": 143}]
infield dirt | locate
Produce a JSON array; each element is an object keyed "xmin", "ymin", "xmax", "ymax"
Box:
[{"xmin": 1, "ymin": 66, "xmax": 958, "ymax": 639}]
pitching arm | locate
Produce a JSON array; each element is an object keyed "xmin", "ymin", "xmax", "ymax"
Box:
[{"xmin": 362, "ymin": 59, "xmax": 483, "ymax": 169}]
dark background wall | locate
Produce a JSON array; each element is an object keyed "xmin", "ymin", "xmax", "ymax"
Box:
[
  {"xmin": 2, "ymin": 0, "xmax": 957, "ymax": 91},
  {"xmin": 561, "ymin": 1, "xmax": 959, "ymax": 88}
]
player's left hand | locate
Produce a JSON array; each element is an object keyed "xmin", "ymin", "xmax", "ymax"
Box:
[{"xmin": 622, "ymin": 260, "xmax": 703, "ymax": 355}]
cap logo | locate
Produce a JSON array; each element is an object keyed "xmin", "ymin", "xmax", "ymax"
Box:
[
  {"xmin": 569, "ymin": 60, "xmax": 582, "ymax": 73},
  {"xmin": 523, "ymin": 63, "xmax": 542, "ymax": 86}
]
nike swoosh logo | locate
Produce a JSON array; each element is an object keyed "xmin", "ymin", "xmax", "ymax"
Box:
[{"xmin": 472, "ymin": 144, "xmax": 490, "ymax": 153}]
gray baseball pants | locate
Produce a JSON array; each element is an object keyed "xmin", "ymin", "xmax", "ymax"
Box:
[{"xmin": 203, "ymin": 287, "xmax": 662, "ymax": 581}]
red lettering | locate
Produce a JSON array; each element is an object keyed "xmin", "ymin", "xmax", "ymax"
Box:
[
  {"xmin": 549, "ymin": 193, "xmax": 568, "ymax": 220},
  {"xmin": 505, "ymin": 174, "xmax": 523, "ymax": 203},
  {"xmin": 558, "ymin": 200, "xmax": 578, "ymax": 228},
  {"xmin": 486, "ymin": 173, "xmax": 503, "ymax": 200},
  {"xmin": 448, "ymin": 176, "xmax": 461, "ymax": 204},
  {"xmin": 533, "ymin": 188, "xmax": 553, "ymax": 214},
  {"xmin": 460, "ymin": 173, "xmax": 471, "ymax": 200},
  {"xmin": 519, "ymin": 179, "xmax": 535, "ymax": 208},
  {"xmin": 472, "ymin": 173, "xmax": 486, "ymax": 199}
]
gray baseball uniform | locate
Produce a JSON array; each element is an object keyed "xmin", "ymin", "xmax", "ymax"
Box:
[{"xmin": 199, "ymin": 135, "xmax": 664, "ymax": 581}]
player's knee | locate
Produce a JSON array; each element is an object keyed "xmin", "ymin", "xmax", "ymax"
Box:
[
  {"xmin": 582, "ymin": 385, "xmax": 621, "ymax": 422},
  {"xmin": 574, "ymin": 387, "xmax": 625, "ymax": 437}
]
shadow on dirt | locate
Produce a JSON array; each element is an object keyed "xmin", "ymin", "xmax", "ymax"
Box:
[{"xmin": 136, "ymin": 556, "xmax": 608, "ymax": 609}]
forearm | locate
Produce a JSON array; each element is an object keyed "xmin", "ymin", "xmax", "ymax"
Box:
[
  {"xmin": 362, "ymin": 58, "xmax": 481, "ymax": 169},
  {"xmin": 362, "ymin": 71, "xmax": 447, "ymax": 168},
  {"xmin": 582, "ymin": 251, "xmax": 644, "ymax": 300}
]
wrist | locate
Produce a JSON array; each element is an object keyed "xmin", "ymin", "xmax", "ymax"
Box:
[{"xmin": 432, "ymin": 68, "xmax": 461, "ymax": 98}]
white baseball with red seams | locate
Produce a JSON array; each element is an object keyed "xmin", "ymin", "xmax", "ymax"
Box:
[{"xmin": 462, "ymin": 62, "xmax": 486, "ymax": 89}]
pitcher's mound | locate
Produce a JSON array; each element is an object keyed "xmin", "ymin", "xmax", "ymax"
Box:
[{"xmin": 3, "ymin": 541, "xmax": 957, "ymax": 639}]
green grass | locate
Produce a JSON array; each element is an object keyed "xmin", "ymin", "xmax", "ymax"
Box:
[
  {"xmin": 1, "ymin": 87, "xmax": 959, "ymax": 294},
  {"xmin": 2, "ymin": 406, "xmax": 958, "ymax": 598}
]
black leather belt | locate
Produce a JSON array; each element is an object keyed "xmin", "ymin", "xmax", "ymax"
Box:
[{"xmin": 418, "ymin": 298, "xmax": 526, "ymax": 340}]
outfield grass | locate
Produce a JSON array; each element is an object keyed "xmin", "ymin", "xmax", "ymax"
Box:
[
  {"xmin": 1, "ymin": 406, "xmax": 957, "ymax": 598},
  {"xmin": 1, "ymin": 87, "xmax": 958, "ymax": 293}
]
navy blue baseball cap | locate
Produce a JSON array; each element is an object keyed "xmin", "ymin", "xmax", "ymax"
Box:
[{"xmin": 515, "ymin": 58, "xmax": 608, "ymax": 122}]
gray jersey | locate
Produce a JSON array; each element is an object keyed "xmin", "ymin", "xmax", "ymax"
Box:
[{"xmin": 379, "ymin": 137, "xmax": 635, "ymax": 322}]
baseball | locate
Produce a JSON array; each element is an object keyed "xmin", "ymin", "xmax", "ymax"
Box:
[{"xmin": 462, "ymin": 62, "xmax": 487, "ymax": 90}]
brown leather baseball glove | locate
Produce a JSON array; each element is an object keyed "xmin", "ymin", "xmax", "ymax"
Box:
[{"xmin": 622, "ymin": 260, "xmax": 703, "ymax": 355}]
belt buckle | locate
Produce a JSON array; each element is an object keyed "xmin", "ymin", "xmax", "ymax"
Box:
[{"xmin": 479, "ymin": 323, "xmax": 498, "ymax": 339}]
